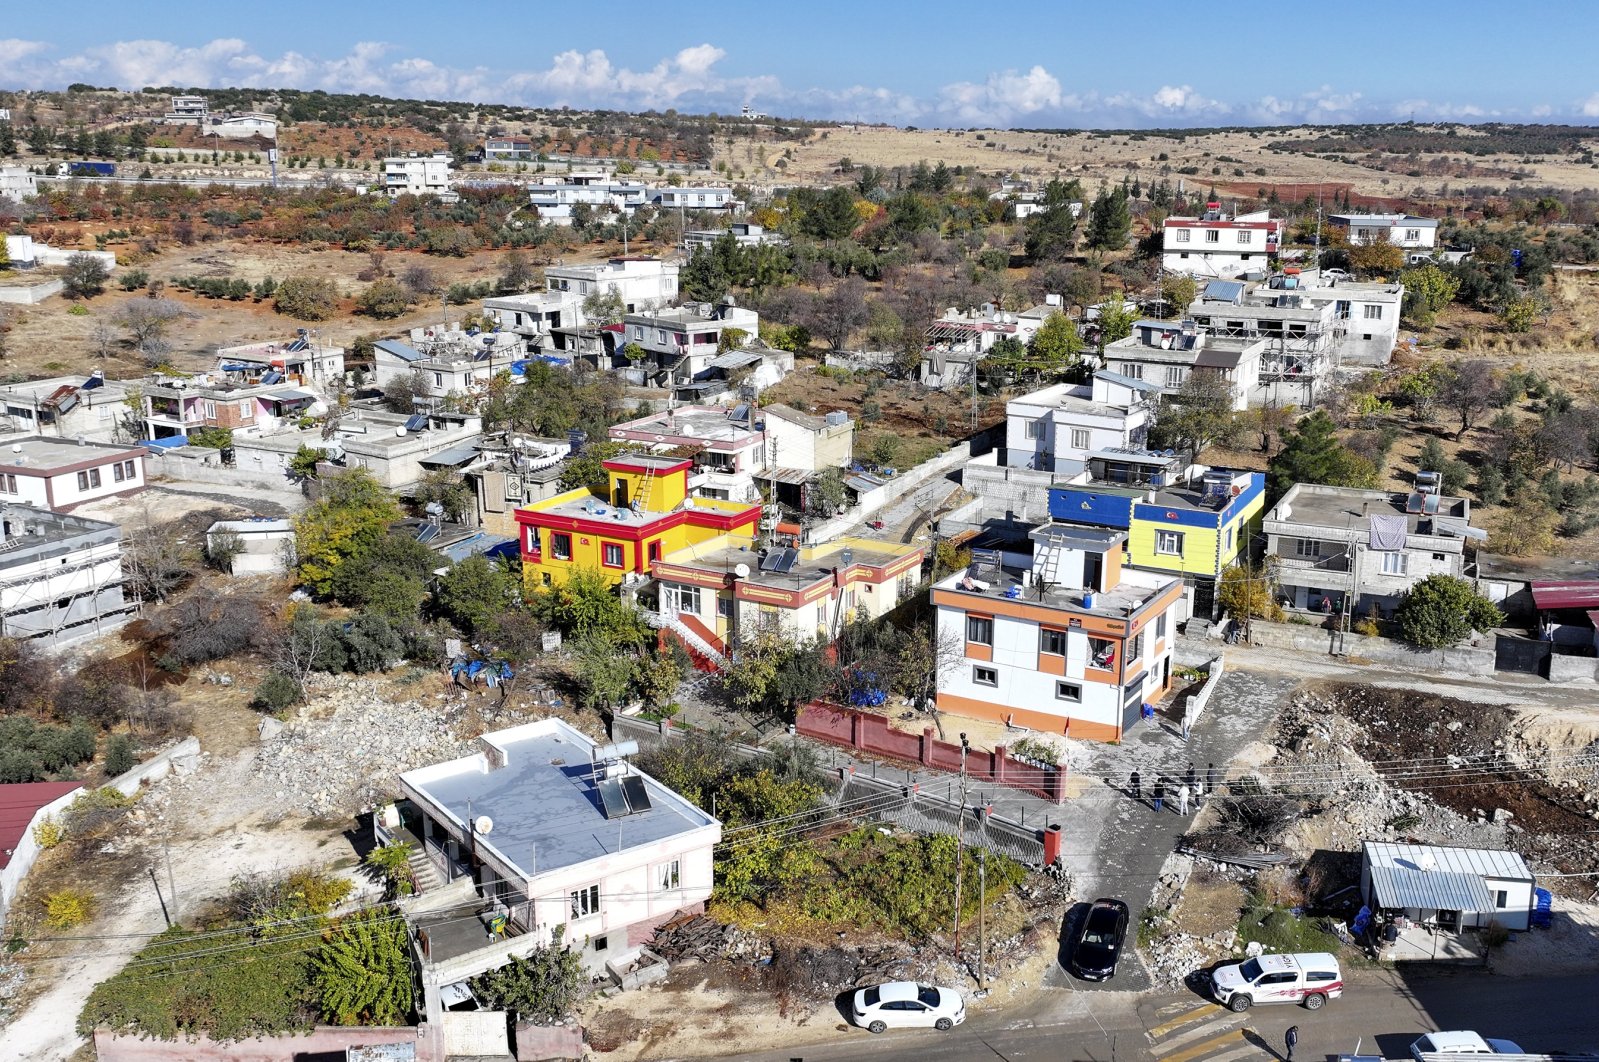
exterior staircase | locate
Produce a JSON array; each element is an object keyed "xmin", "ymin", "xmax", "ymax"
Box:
[
  {"xmin": 405, "ymin": 842, "xmax": 443, "ymax": 894},
  {"xmin": 645, "ymin": 610, "xmax": 729, "ymax": 671}
]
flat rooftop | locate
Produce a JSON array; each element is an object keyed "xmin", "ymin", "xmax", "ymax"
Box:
[
  {"xmin": 531, "ymin": 490, "xmax": 754, "ymax": 528},
  {"xmin": 402, "ymin": 719, "xmax": 715, "ymax": 879},
  {"xmin": 1269, "ymin": 483, "xmax": 1470, "ymax": 532},
  {"xmin": 663, "ymin": 534, "xmax": 920, "ymax": 590},
  {"xmin": 0, "ymin": 376, "xmax": 128, "ymax": 401},
  {"xmin": 0, "ymin": 436, "xmax": 144, "ymax": 471},
  {"xmin": 1478, "ymin": 553, "xmax": 1599, "ymax": 585},
  {"xmin": 934, "ymin": 551, "xmax": 1177, "ymax": 622},
  {"xmin": 610, "ymin": 406, "xmax": 761, "ymax": 446}
]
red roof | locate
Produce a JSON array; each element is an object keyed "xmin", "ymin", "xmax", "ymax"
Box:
[
  {"xmin": 1531, "ymin": 580, "xmax": 1599, "ymax": 611},
  {"xmin": 0, "ymin": 781, "xmax": 83, "ymax": 869}
]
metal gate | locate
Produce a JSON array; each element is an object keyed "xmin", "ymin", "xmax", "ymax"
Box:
[{"xmin": 1494, "ymin": 633, "xmax": 1551, "ymax": 677}]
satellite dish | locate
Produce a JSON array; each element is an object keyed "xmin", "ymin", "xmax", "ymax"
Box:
[
  {"xmin": 734, "ymin": 563, "xmax": 750, "ymax": 578},
  {"xmin": 474, "ymin": 815, "xmax": 494, "ymax": 835},
  {"xmin": 395, "ymin": 426, "xmax": 407, "ymax": 437}
]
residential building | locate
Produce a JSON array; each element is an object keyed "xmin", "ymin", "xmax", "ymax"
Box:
[
  {"xmin": 140, "ymin": 377, "xmax": 319, "ymax": 440},
  {"xmin": 515, "ymin": 454, "xmax": 761, "ymax": 591},
  {"xmin": 1004, "ymin": 370, "xmax": 1159, "ymax": 473},
  {"xmin": 371, "ymin": 329, "xmax": 523, "ymax": 405},
  {"xmin": 163, "ymin": 95, "xmax": 209, "ymax": 123},
  {"xmin": 0, "ymin": 437, "xmax": 146, "ymax": 511},
  {"xmin": 0, "ymin": 373, "xmax": 131, "ymax": 441},
  {"xmin": 1162, "ymin": 205, "xmax": 1283, "ymax": 278},
  {"xmin": 921, "ymin": 303, "xmax": 1051, "ymax": 388},
  {"xmin": 213, "ymin": 333, "xmax": 345, "ymax": 387},
  {"xmin": 1100, "ymin": 317, "xmax": 1263, "ymax": 411},
  {"xmin": 386, "ymin": 718, "xmax": 720, "ymax": 1025},
  {"xmin": 1290, "ymin": 273, "xmax": 1405, "ymax": 367},
  {"xmin": 544, "ymin": 258, "xmax": 678, "ymax": 312},
  {"xmin": 480, "ymin": 291, "xmax": 583, "ymax": 353},
  {"xmin": 383, "ymin": 153, "xmax": 454, "ymax": 199},
  {"xmin": 1262, "ymin": 479, "xmax": 1481, "ymax": 618},
  {"xmin": 682, "ymin": 223, "xmax": 788, "ymax": 254},
  {"xmin": 209, "ymin": 111, "xmax": 277, "ymax": 139},
  {"xmin": 932, "ymin": 527, "xmax": 1183, "ymax": 741},
  {"xmin": 2, "ymin": 235, "xmax": 116, "ymax": 272},
  {"xmin": 205, "ymin": 518, "xmax": 296, "ymax": 575},
  {"xmin": 1047, "ymin": 461, "xmax": 1265, "ymax": 620},
  {"xmin": 619, "ymin": 302, "xmax": 762, "ymax": 400},
  {"xmin": 1, "ymin": 781, "xmax": 84, "ymax": 917},
  {"xmin": 652, "ymin": 186, "xmax": 737, "ymax": 211},
  {"xmin": 762, "ymin": 403, "xmax": 854, "ymax": 474},
  {"xmin": 483, "ymin": 136, "xmax": 537, "ymax": 161},
  {"xmin": 1329, "ymin": 213, "xmax": 1439, "ymax": 251},
  {"xmin": 651, "ymin": 533, "xmax": 926, "ymax": 668},
  {"xmin": 527, "ymin": 177, "xmax": 650, "ymax": 225},
  {"xmin": 608, "ymin": 405, "xmax": 766, "ymax": 503},
  {"xmin": 232, "ymin": 408, "xmax": 484, "ymax": 491},
  {"xmin": 0, "ymin": 503, "xmax": 134, "ymax": 646},
  {"xmin": 0, "ymin": 166, "xmax": 38, "ymax": 200},
  {"xmin": 1361, "ymin": 841, "xmax": 1536, "ymax": 935},
  {"xmin": 456, "ymin": 434, "xmax": 572, "ymax": 537}
]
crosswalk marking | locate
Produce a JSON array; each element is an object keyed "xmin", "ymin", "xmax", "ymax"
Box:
[
  {"xmin": 1206, "ymin": 1043, "xmax": 1270, "ymax": 1062},
  {"xmin": 1147, "ymin": 1002, "xmax": 1222, "ymax": 1038},
  {"xmin": 1152, "ymin": 1017, "xmax": 1243, "ymax": 1055},
  {"xmin": 1156, "ymin": 1029, "xmax": 1247, "ymax": 1062}
]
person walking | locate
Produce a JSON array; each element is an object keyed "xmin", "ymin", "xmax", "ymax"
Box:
[
  {"xmin": 1207, "ymin": 762, "xmax": 1219, "ymax": 796},
  {"xmin": 1285, "ymin": 1024, "xmax": 1299, "ymax": 1062},
  {"xmin": 1152, "ymin": 780, "xmax": 1165, "ymax": 813},
  {"xmin": 1130, "ymin": 769, "xmax": 1142, "ymax": 803},
  {"xmin": 1193, "ymin": 774, "xmax": 1205, "ymax": 806},
  {"xmin": 1185, "ymin": 762, "xmax": 1197, "ymax": 789},
  {"xmin": 1177, "ymin": 782, "xmax": 1190, "ymax": 816}
]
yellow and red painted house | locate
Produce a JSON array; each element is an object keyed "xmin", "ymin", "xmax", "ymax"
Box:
[{"xmin": 514, "ymin": 455, "xmax": 761, "ymax": 592}]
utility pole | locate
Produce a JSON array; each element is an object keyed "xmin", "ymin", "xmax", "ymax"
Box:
[
  {"xmin": 148, "ymin": 867, "xmax": 171, "ymax": 928},
  {"xmin": 978, "ymin": 848, "xmax": 987, "ymax": 991},
  {"xmin": 953, "ymin": 733, "xmax": 969, "ymax": 956}
]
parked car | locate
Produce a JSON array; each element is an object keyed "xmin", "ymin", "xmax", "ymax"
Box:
[
  {"xmin": 1071, "ymin": 898, "xmax": 1129, "ymax": 980},
  {"xmin": 1410, "ymin": 1032, "xmax": 1525, "ymax": 1059},
  {"xmin": 1208, "ymin": 951, "xmax": 1343, "ymax": 1012},
  {"xmin": 1320, "ymin": 267, "xmax": 1352, "ymax": 282},
  {"xmin": 851, "ymin": 981, "xmax": 966, "ymax": 1034}
]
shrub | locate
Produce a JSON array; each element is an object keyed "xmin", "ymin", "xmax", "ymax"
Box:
[
  {"xmin": 44, "ymin": 888, "xmax": 96, "ymax": 928},
  {"xmin": 103, "ymin": 734, "xmax": 138, "ymax": 777},
  {"xmin": 274, "ymin": 274, "xmax": 340, "ymax": 321},
  {"xmin": 252, "ymin": 672, "xmax": 303, "ymax": 712},
  {"xmin": 32, "ymin": 818, "xmax": 64, "ymax": 849},
  {"xmin": 1394, "ymin": 574, "xmax": 1503, "ymax": 648},
  {"xmin": 0, "ymin": 718, "xmax": 97, "ymax": 783}
]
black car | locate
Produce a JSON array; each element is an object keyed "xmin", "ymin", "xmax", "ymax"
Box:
[{"xmin": 1071, "ymin": 898, "xmax": 1130, "ymax": 980}]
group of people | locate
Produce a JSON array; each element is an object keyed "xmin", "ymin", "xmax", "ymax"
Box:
[{"xmin": 1127, "ymin": 761, "xmax": 1220, "ymax": 815}]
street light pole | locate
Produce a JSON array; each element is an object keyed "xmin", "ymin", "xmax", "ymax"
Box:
[
  {"xmin": 953, "ymin": 733, "xmax": 969, "ymax": 957},
  {"xmin": 978, "ymin": 848, "xmax": 987, "ymax": 992}
]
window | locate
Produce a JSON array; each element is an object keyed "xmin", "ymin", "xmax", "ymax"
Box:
[
  {"xmin": 1128, "ymin": 631, "xmax": 1143, "ymax": 660},
  {"xmin": 1494, "ymin": 890, "xmax": 1508, "ymax": 908},
  {"xmin": 1040, "ymin": 628, "xmax": 1067, "ymax": 656},
  {"xmin": 1175, "ymin": 228, "xmax": 1190, "ymax": 244},
  {"xmin": 113, "ymin": 462, "xmax": 125, "ymax": 482},
  {"xmin": 1156, "ymin": 612, "xmax": 1167, "ymax": 639},
  {"xmin": 1155, "ymin": 529, "xmax": 1184, "ymax": 556},
  {"xmin": 569, "ymin": 884, "xmax": 600, "ymax": 919},
  {"xmin": 972, "ymin": 665, "xmax": 998, "ymax": 687},
  {"xmin": 1225, "ymin": 526, "xmax": 1234, "ymax": 552},
  {"xmin": 1024, "ymin": 419, "xmax": 1043, "ymax": 440},
  {"xmin": 602, "ymin": 542, "xmax": 624, "ymax": 568},
  {"xmin": 1238, "ymin": 230, "xmax": 1253, "ymax": 244},
  {"xmin": 1088, "ymin": 637, "xmax": 1116, "ymax": 670},
  {"xmin": 1379, "ymin": 551, "xmax": 1408, "ymax": 575},
  {"xmin": 1164, "ymin": 365, "xmax": 1184, "ymax": 387},
  {"xmin": 656, "ymin": 860, "xmax": 681, "ymax": 893},
  {"xmin": 1118, "ymin": 363, "xmax": 1143, "ymax": 380},
  {"xmin": 203, "ymin": 399, "xmax": 216, "ymax": 419},
  {"xmin": 77, "ymin": 468, "xmax": 100, "ymax": 489},
  {"xmin": 1205, "ymin": 229, "xmax": 1220, "ymax": 244},
  {"xmin": 1363, "ymin": 304, "xmax": 1384, "ymax": 320},
  {"xmin": 1071, "ymin": 428, "xmax": 1091, "ymax": 449},
  {"xmin": 1306, "ymin": 970, "xmax": 1338, "ymax": 983},
  {"xmin": 717, "ymin": 595, "xmax": 733, "ymax": 619},
  {"xmin": 1294, "ymin": 538, "xmax": 1323, "ymax": 559},
  {"xmin": 1405, "ymin": 228, "xmax": 1421, "ymax": 242},
  {"xmin": 1055, "ymin": 681, "xmax": 1082, "ymax": 702},
  {"xmin": 662, "ymin": 583, "xmax": 702, "ymax": 615},
  {"xmin": 966, "ymin": 615, "xmax": 993, "ymax": 645},
  {"xmin": 550, "ymin": 532, "xmax": 572, "ymax": 561},
  {"xmin": 433, "ymin": 372, "xmax": 444, "ymax": 387}
]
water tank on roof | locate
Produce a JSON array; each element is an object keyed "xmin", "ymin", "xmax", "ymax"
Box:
[{"xmin": 825, "ymin": 411, "xmax": 849, "ymax": 427}]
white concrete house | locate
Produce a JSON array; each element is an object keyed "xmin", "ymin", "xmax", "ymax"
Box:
[
  {"xmin": 1162, "ymin": 206, "xmax": 1283, "ymax": 278},
  {"xmin": 0, "ymin": 166, "xmax": 39, "ymax": 201},
  {"xmin": 0, "ymin": 503, "xmax": 134, "ymax": 646},
  {"xmin": 1101, "ymin": 319, "xmax": 1262, "ymax": 411},
  {"xmin": 383, "ymin": 153, "xmax": 454, "ymax": 199},
  {"xmin": 1003, "ymin": 370, "xmax": 1160, "ymax": 472},
  {"xmin": 206, "ymin": 519, "xmax": 296, "ymax": 575},
  {"xmin": 0, "ymin": 437, "xmax": 146, "ymax": 512},
  {"xmin": 389, "ymin": 719, "xmax": 720, "ymax": 1026},
  {"xmin": 0, "ymin": 373, "xmax": 131, "ymax": 442},
  {"xmin": 1329, "ymin": 213, "xmax": 1438, "ymax": 251},
  {"xmin": 652, "ymin": 186, "xmax": 737, "ymax": 211},
  {"xmin": 545, "ymin": 258, "xmax": 679, "ymax": 312}
]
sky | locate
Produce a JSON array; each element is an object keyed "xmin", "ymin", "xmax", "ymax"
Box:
[{"xmin": 4, "ymin": 1, "xmax": 1599, "ymax": 128}]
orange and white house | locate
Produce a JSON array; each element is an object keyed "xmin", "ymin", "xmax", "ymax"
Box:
[{"xmin": 932, "ymin": 524, "xmax": 1182, "ymax": 743}]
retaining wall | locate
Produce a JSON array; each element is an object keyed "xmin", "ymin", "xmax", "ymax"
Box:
[
  {"xmin": 145, "ymin": 456, "xmax": 300, "ymax": 493},
  {"xmin": 1245, "ymin": 619, "xmax": 1496, "ymax": 677},
  {"xmin": 107, "ymin": 737, "xmax": 201, "ymax": 797},
  {"xmin": 1549, "ymin": 654, "xmax": 1599, "ymax": 683},
  {"xmin": 0, "ymin": 278, "xmax": 65, "ymax": 305},
  {"xmin": 0, "ymin": 783, "xmax": 83, "ymax": 916},
  {"xmin": 93, "ymin": 1025, "xmax": 428, "ymax": 1062}
]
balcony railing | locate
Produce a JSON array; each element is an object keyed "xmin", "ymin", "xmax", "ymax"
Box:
[{"xmin": 1273, "ymin": 553, "xmax": 1351, "ymax": 572}]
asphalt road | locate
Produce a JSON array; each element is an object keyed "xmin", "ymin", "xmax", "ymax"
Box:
[{"xmin": 728, "ymin": 969, "xmax": 1599, "ymax": 1062}]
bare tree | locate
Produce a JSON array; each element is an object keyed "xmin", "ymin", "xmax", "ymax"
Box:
[
  {"xmin": 113, "ymin": 298, "xmax": 190, "ymax": 365},
  {"xmin": 90, "ymin": 315, "xmax": 119, "ymax": 361},
  {"xmin": 1440, "ymin": 359, "xmax": 1497, "ymax": 440},
  {"xmin": 121, "ymin": 503, "xmax": 196, "ymax": 605},
  {"xmin": 806, "ymin": 276, "xmax": 870, "ymax": 351},
  {"xmin": 399, "ymin": 264, "xmax": 437, "ymax": 299}
]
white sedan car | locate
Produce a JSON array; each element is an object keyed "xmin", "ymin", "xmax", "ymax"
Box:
[
  {"xmin": 1410, "ymin": 1032, "xmax": 1525, "ymax": 1060},
  {"xmin": 851, "ymin": 981, "xmax": 966, "ymax": 1034}
]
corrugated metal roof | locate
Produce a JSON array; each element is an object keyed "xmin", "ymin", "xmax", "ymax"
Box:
[
  {"xmin": 1369, "ymin": 866, "xmax": 1492, "ymax": 914},
  {"xmin": 418, "ymin": 442, "xmax": 483, "ymax": 469},
  {"xmin": 374, "ymin": 339, "xmax": 424, "ymax": 362},
  {"xmin": 707, "ymin": 349, "xmax": 762, "ymax": 370},
  {"xmin": 1531, "ymin": 580, "xmax": 1599, "ymax": 611},
  {"xmin": 1365, "ymin": 841, "xmax": 1534, "ymax": 883}
]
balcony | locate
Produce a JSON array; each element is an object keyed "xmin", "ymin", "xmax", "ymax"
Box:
[{"xmin": 1273, "ymin": 553, "xmax": 1351, "ymax": 573}]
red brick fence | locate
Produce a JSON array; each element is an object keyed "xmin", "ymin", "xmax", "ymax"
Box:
[{"xmin": 795, "ymin": 702, "xmax": 1068, "ymax": 804}]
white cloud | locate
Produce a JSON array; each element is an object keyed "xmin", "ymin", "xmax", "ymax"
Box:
[{"xmin": 938, "ymin": 66, "xmax": 1063, "ymax": 125}]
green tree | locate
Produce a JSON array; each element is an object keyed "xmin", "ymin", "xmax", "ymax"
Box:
[
  {"xmin": 497, "ymin": 249, "xmax": 538, "ymax": 293},
  {"xmin": 1027, "ymin": 311, "xmax": 1084, "ymax": 376},
  {"xmin": 62, "ymin": 253, "xmax": 111, "ymax": 299},
  {"xmin": 1500, "ymin": 294, "xmax": 1540, "ymax": 333},
  {"xmin": 274, "ymin": 274, "xmax": 341, "ymax": 321},
  {"xmin": 355, "ymin": 278, "xmax": 410, "ymax": 319},
  {"xmin": 468, "ymin": 934, "xmax": 584, "ymax": 1023},
  {"xmin": 1085, "ymin": 185, "xmax": 1132, "ymax": 251},
  {"xmin": 681, "ymin": 245, "xmax": 729, "ymax": 302},
  {"xmin": 1399, "ymin": 263, "xmax": 1460, "ymax": 329},
  {"xmin": 1394, "ymin": 574, "xmax": 1503, "ymax": 648},
  {"xmin": 1268, "ymin": 410, "xmax": 1379, "ymax": 498},
  {"xmin": 288, "ymin": 445, "xmax": 329, "ymax": 481},
  {"xmin": 531, "ymin": 566, "xmax": 646, "ymax": 642},
  {"xmin": 1217, "ymin": 563, "xmax": 1283, "ymax": 622},
  {"xmin": 582, "ymin": 286, "xmax": 626, "ymax": 325},
  {"xmin": 415, "ymin": 467, "xmax": 473, "ymax": 523},
  {"xmin": 437, "ymin": 555, "xmax": 519, "ymax": 635},
  {"xmin": 1150, "ymin": 371, "xmax": 1239, "ymax": 458},
  {"xmin": 1096, "ymin": 294, "xmax": 1138, "ymax": 347},
  {"xmin": 310, "ymin": 907, "xmax": 414, "ymax": 1026},
  {"xmin": 573, "ymin": 635, "xmax": 639, "ymax": 709},
  {"xmin": 799, "ymin": 185, "xmax": 859, "ymax": 241},
  {"xmin": 1023, "ymin": 179, "xmax": 1080, "ymax": 262},
  {"xmin": 293, "ymin": 470, "xmax": 400, "ymax": 597},
  {"xmin": 807, "ymin": 467, "xmax": 848, "ymax": 517}
]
